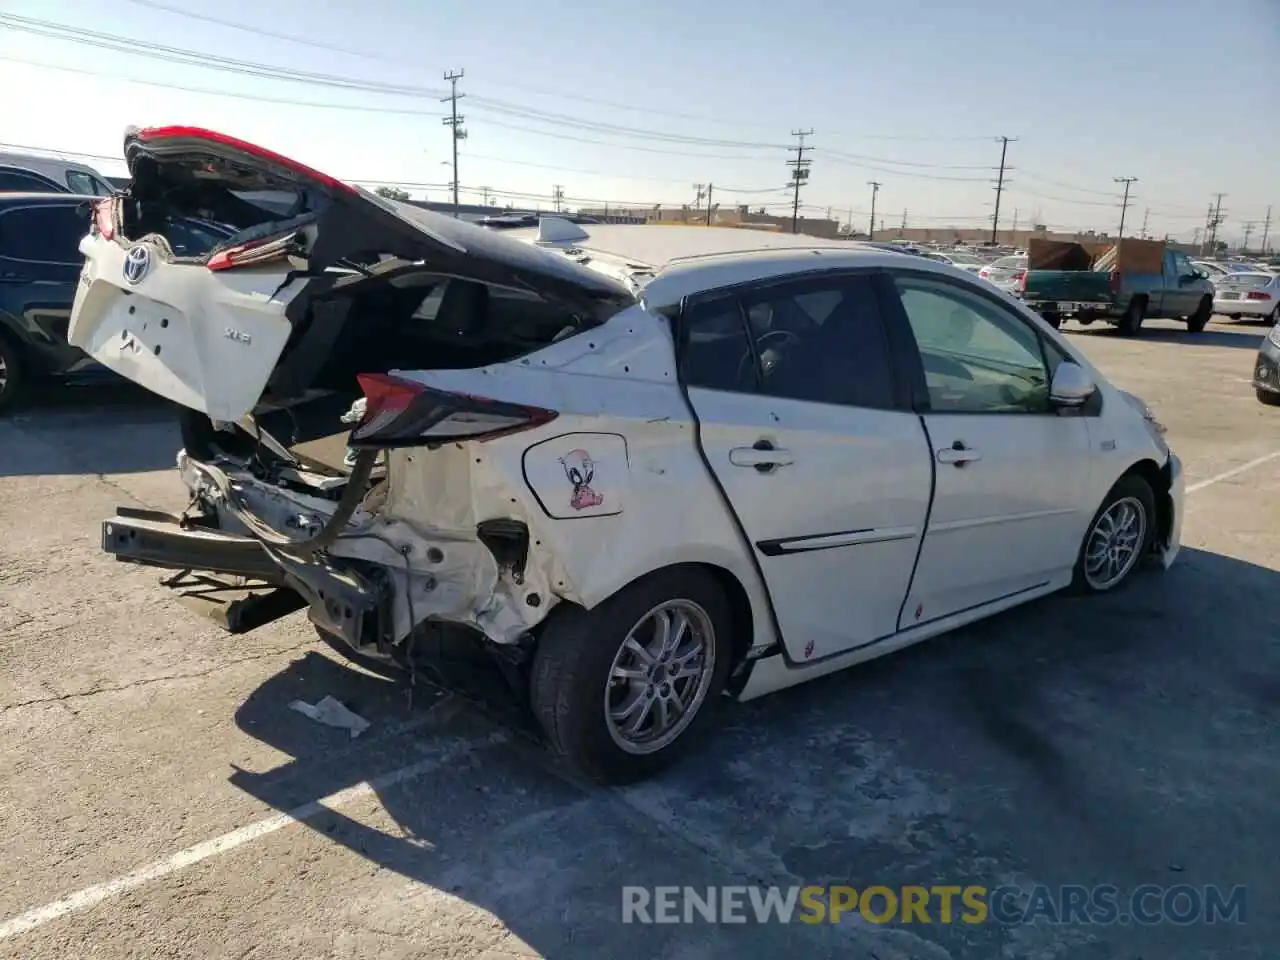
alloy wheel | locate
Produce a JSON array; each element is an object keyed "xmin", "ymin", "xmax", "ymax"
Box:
[
  {"xmin": 604, "ymin": 598, "xmax": 716, "ymax": 755},
  {"xmin": 1084, "ymin": 496, "xmax": 1147, "ymax": 590}
]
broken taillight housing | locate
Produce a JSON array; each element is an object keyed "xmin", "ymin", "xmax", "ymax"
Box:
[
  {"xmin": 207, "ymin": 233, "xmax": 298, "ymax": 271},
  {"xmin": 348, "ymin": 373, "xmax": 558, "ymax": 448},
  {"xmin": 93, "ymin": 198, "xmax": 115, "ymax": 240}
]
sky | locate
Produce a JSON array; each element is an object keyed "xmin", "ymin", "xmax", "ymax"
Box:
[{"xmin": 1, "ymin": 0, "xmax": 1276, "ymax": 244}]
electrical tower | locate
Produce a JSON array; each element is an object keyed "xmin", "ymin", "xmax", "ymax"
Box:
[
  {"xmin": 480, "ymin": 186, "xmax": 494, "ymax": 207},
  {"xmin": 692, "ymin": 183, "xmax": 706, "ymax": 210},
  {"xmin": 1114, "ymin": 177, "xmax": 1138, "ymax": 240},
  {"xmin": 441, "ymin": 69, "xmax": 466, "ymax": 215},
  {"xmin": 1140, "ymin": 207, "xmax": 1150, "ymax": 239},
  {"xmin": 552, "ymin": 185, "xmax": 565, "ymax": 213},
  {"xmin": 786, "ymin": 129, "xmax": 814, "ymax": 234},
  {"xmin": 867, "ymin": 181, "xmax": 881, "ymax": 240},
  {"xmin": 990, "ymin": 136, "xmax": 1018, "ymax": 244},
  {"xmin": 1243, "ymin": 221, "xmax": 1257, "ymax": 253}
]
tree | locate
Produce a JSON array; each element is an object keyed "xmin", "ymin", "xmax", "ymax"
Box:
[{"xmin": 374, "ymin": 186, "xmax": 410, "ymax": 201}]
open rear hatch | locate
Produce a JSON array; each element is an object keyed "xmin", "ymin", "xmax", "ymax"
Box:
[{"xmin": 69, "ymin": 125, "xmax": 631, "ymax": 435}]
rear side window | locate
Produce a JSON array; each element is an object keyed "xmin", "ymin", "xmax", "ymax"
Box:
[
  {"xmin": 681, "ymin": 275, "xmax": 896, "ymax": 410},
  {"xmin": 0, "ymin": 205, "xmax": 87, "ymax": 263},
  {"xmin": 0, "ymin": 167, "xmax": 62, "ymax": 193}
]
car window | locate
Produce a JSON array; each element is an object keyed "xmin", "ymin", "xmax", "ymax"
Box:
[
  {"xmin": 0, "ymin": 204, "xmax": 88, "ymax": 263},
  {"xmin": 893, "ymin": 275, "xmax": 1052, "ymax": 414},
  {"xmin": 681, "ymin": 294, "xmax": 757, "ymax": 393},
  {"xmin": 738, "ymin": 275, "xmax": 895, "ymax": 409},
  {"xmin": 0, "ymin": 167, "xmax": 62, "ymax": 193}
]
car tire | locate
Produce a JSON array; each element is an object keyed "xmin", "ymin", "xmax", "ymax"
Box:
[
  {"xmin": 1187, "ymin": 296, "xmax": 1213, "ymax": 333},
  {"xmin": 1070, "ymin": 474, "xmax": 1156, "ymax": 594},
  {"xmin": 1044, "ymin": 314, "xmax": 1062, "ymax": 330},
  {"xmin": 0, "ymin": 334, "xmax": 23, "ymax": 414},
  {"xmin": 1257, "ymin": 388, "xmax": 1280, "ymax": 407},
  {"xmin": 530, "ymin": 567, "xmax": 733, "ymax": 785},
  {"xmin": 1117, "ymin": 298, "xmax": 1145, "ymax": 336}
]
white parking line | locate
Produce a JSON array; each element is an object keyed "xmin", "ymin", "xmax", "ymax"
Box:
[
  {"xmin": 0, "ymin": 731, "xmax": 506, "ymax": 942},
  {"xmin": 1186, "ymin": 450, "xmax": 1280, "ymax": 494}
]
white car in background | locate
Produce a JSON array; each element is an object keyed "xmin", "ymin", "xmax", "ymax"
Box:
[
  {"xmin": 921, "ymin": 250, "xmax": 985, "ymax": 274},
  {"xmin": 1212, "ymin": 272, "xmax": 1280, "ymax": 322},
  {"xmin": 977, "ymin": 254, "xmax": 1028, "ymax": 292},
  {"xmin": 71, "ymin": 126, "xmax": 1184, "ymax": 784}
]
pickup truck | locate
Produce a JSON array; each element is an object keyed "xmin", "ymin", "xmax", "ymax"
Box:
[{"xmin": 1018, "ymin": 239, "xmax": 1215, "ymax": 336}]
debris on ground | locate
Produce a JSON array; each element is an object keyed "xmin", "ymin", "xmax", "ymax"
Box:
[{"xmin": 288, "ymin": 696, "xmax": 372, "ymax": 738}]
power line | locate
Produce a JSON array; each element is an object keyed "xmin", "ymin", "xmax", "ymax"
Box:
[
  {"xmin": 1114, "ymin": 177, "xmax": 1138, "ymax": 239},
  {"xmin": 787, "ymin": 130, "xmax": 813, "ymax": 235}
]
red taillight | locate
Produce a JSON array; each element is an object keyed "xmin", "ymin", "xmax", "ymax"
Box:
[
  {"xmin": 349, "ymin": 373, "xmax": 558, "ymax": 448},
  {"xmin": 93, "ymin": 199, "xmax": 115, "ymax": 241},
  {"xmin": 1109, "ymin": 270, "xmax": 1121, "ymax": 294},
  {"xmin": 133, "ymin": 126, "xmax": 357, "ymax": 195},
  {"xmin": 1246, "ymin": 291, "xmax": 1273, "ymax": 301},
  {"xmin": 1011, "ymin": 269, "xmax": 1025, "ymax": 285}
]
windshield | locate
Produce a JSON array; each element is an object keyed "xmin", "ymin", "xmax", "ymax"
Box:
[
  {"xmin": 947, "ymin": 253, "xmax": 982, "ymax": 265},
  {"xmin": 991, "ymin": 256, "xmax": 1026, "ymax": 270},
  {"xmin": 1220, "ymin": 273, "xmax": 1272, "ymax": 288}
]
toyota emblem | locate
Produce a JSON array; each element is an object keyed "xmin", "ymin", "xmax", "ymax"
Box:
[{"xmin": 122, "ymin": 245, "xmax": 152, "ymax": 285}]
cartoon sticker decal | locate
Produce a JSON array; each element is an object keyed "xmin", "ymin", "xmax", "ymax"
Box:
[{"xmin": 559, "ymin": 448, "xmax": 605, "ymax": 511}]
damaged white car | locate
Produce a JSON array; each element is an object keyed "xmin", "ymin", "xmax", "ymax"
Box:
[{"xmin": 72, "ymin": 127, "xmax": 1184, "ymax": 784}]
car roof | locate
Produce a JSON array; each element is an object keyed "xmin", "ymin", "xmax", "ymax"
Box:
[
  {"xmin": 0, "ymin": 152, "xmax": 107, "ymax": 178},
  {"xmin": 497, "ymin": 223, "xmax": 948, "ymax": 310}
]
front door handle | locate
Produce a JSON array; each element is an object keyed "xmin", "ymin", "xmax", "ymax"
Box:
[
  {"xmin": 936, "ymin": 441, "xmax": 981, "ymax": 466},
  {"xmin": 730, "ymin": 441, "xmax": 794, "ymax": 471}
]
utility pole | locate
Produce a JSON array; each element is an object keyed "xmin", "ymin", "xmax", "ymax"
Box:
[
  {"xmin": 1114, "ymin": 177, "xmax": 1138, "ymax": 240},
  {"xmin": 786, "ymin": 129, "xmax": 814, "ymax": 235},
  {"xmin": 1262, "ymin": 206, "xmax": 1272, "ymax": 254},
  {"xmin": 441, "ymin": 69, "xmax": 466, "ymax": 216},
  {"xmin": 705, "ymin": 183, "xmax": 713, "ymax": 226},
  {"xmin": 867, "ymin": 181, "xmax": 881, "ymax": 240},
  {"xmin": 900, "ymin": 208, "xmax": 907, "ymax": 237},
  {"xmin": 1200, "ymin": 203, "xmax": 1215, "ymax": 256},
  {"xmin": 1140, "ymin": 207, "xmax": 1150, "ymax": 239},
  {"xmin": 1243, "ymin": 221, "xmax": 1256, "ymax": 253},
  {"xmin": 1209, "ymin": 193, "xmax": 1227, "ymax": 253},
  {"xmin": 480, "ymin": 186, "xmax": 494, "ymax": 207},
  {"xmin": 552, "ymin": 185, "xmax": 565, "ymax": 213},
  {"xmin": 1011, "ymin": 207, "xmax": 1019, "ymax": 237},
  {"xmin": 990, "ymin": 135, "xmax": 1017, "ymax": 244},
  {"xmin": 692, "ymin": 183, "xmax": 706, "ymax": 211}
]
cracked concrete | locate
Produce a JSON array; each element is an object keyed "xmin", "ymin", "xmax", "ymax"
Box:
[{"xmin": 1, "ymin": 323, "xmax": 1279, "ymax": 959}]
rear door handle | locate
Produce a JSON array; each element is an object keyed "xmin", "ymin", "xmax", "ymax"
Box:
[
  {"xmin": 936, "ymin": 442, "xmax": 981, "ymax": 466},
  {"xmin": 730, "ymin": 443, "xmax": 794, "ymax": 470}
]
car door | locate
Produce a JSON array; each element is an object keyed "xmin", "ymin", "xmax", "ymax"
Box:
[
  {"xmin": 877, "ymin": 270, "xmax": 1095, "ymax": 627},
  {"xmin": 680, "ymin": 272, "xmax": 933, "ymax": 664},
  {"xmin": 1169, "ymin": 250, "xmax": 1206, "ymax": 314},
  {"xmin": 0, "ymin": 202, "xmax": 88, "ymax": 371}
]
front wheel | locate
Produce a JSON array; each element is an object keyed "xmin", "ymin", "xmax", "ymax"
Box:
[
  {"xmin": 1118, "ymin": 298, "xmax": 1146, "ymax": 336},
  {"xmin": 1071, "ymin": 475, "xmax": 1156, "ymax": 593},
  {"xmin": 0, "ymin": 335, "xmax": 23, "ymax": 414},
  {"xmin": 1257, "ymin": 388, "xmax": 1280, "ymax": 407},
  {"xmin": 1187, "ymin": 296, "xmax": 1213, "ymax": 333},
  {"xmin": 530, "ymin": 567, "xmax": 732, "ymax": 784}
]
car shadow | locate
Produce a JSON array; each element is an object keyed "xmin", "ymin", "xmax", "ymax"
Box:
[
  {"xmin": 226, "ymin": 546, "xmax": 1280, "ymax": 958},
  {"xmin": 0, "ymin": 381, "xmax": 179, "ymax": 477},
  {"xmin": 1065, "ymin": 322, "xmax": 1264, "ymax": 349}
]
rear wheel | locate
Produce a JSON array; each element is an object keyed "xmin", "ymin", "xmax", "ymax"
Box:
[
  {"xmin": 1043, "ymin": 313, "xmax": 1062, "ymax": 330},
  {"xmin": 530, "ymin": 567, "xmax": 732, "ymax": 784},
  {"xmin": 0, "ymin": 335, "xmax": 24, "ymax": 414},
  {"xmin": 1187, "ymin": 296, "xmax": 1213, "ymax": 333},
  {"xmin": 1071, "ymin": 474, "xmax": 1156, "ymax": 593},
  {"xmin": 1118, "ymin": 298, "xmax": 1146, "ymax": 336}
]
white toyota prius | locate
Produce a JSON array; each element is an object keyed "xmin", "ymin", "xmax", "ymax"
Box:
[{"xmin": 71, "ymin": 127, "xmax": 1183, "ymax": 784}]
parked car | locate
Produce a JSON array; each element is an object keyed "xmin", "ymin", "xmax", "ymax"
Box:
[
  {"xmin": 1253, "ymin": 323, "xmax": 1280, "ymax": 406},
  {"xmin": 1020, "ymin": 246, "xmax": 1214, "ymax": 334},
  {"xmin": 76, "ymin": 127, "xmax": 1184, "ymax": 784},
  {"xmin": 1212, "ymin": 272, "xmax": 1280, "ymax": 322},
  {"xmin": 1192, "ymin": 259, "xmax": 1232, "ymax": 278},
  {"xmin": 0, "ymin": 190, "xmax": 233, "ymax": 411},
  {"xmin": 921, "ymin": 251, "xmax": 985, "ymax": 274},
  {"xmin": 0, "ymin": 152, "xmax": 116, "ymax": 196},
  {"xmin": 977, "ymin": 254, "xmax": 1027, "ymax": 292}
]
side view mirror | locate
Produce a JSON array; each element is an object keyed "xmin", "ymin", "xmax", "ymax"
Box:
[{"xmin": 1049, "ymin": 362, "xmax": 1096, "ymax": 407}]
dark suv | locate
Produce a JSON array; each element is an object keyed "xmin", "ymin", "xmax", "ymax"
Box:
[{"xmin": 0, "ymin": 192, "xmax": 231, "ymax": 411}]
